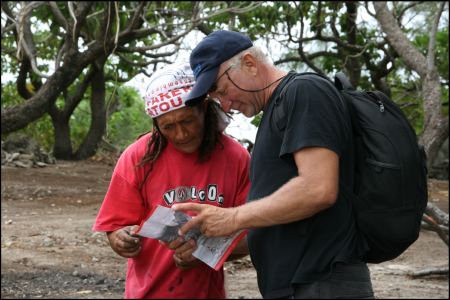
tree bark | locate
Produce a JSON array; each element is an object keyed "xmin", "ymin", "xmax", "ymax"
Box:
[
  {"xmin": 1, "ymin": 51, "xmax": 83, "ymax": 134},
  {"xmin": 48, "ymin": 68, "xmax": 96, "ymax": 160},
  {"xmin": 373, "ymin": 1, "xmax": 448, "ymax": 167},
  {"xmin": 343, "ymin": 2, "xmax": 361, "ymax": 87},
  {"xmin": 74, "ymin": 60, "xmax": 107, "ymax": 159},
  {"xmin": 52, "ymin": 114, "xmax": 73, "ymax": 160}
]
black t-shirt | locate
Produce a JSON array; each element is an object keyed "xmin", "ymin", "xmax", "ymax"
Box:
[{"xmin": 247, "ymin": 72, "xmax": 368, "ymax": 298}]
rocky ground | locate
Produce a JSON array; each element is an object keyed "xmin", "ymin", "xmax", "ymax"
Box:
[{"xmin": 1, "ymin": 159, "xmax": 448, "ymax": 299}]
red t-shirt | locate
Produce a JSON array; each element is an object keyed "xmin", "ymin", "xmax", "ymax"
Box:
[{"xmin": 93, "ymin": 133, "xmax": 250, "ymax": 299}]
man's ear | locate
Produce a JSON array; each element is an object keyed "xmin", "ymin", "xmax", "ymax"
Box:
[{"xmin": 241, "ymin": 52, "xmax": 258, "ymax": 76}]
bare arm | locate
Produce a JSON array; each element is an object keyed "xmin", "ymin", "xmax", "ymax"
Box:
[
  {"xmin": 173, "ymin": 147, "xmax": 339, "ymax": 236},
  {"xmin": 234, "ymin": 147, "xmax": 338, "ymax": 229}
]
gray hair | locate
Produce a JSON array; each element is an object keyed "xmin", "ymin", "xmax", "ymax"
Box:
[{"xmin": 227, "ymin": 45, "xmax": 271, "ymax": 68}]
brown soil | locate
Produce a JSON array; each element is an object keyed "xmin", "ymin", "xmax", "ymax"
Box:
[{"xmin": 1, "ymin": 160, "xmax": 448, "ymax": 299}]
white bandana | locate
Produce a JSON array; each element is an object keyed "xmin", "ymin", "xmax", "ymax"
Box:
[{"xmin": 143, "ymin": 63, "xmax": 195, "ymax": 118}]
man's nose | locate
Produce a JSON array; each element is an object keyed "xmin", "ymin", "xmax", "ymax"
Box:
[
  {"xmin": 175, "ymin": 126, "xmax": 188, "ymax": 140},
  {"xmin": 217, "ymin": 97, "xmax": 232, "ymax": 112}
]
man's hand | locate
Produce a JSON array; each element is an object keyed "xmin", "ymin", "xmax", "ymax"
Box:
[
  {"xmin": 172, "ymin": 203, "xmax": 240, "ymax": 237},
  {"xmin": 161, "ymin": 237, "xmax": 201, "ymax": 270},
  {"xmin": 107, "ymin": 225, "xmax": 142, "ymax": 258}
]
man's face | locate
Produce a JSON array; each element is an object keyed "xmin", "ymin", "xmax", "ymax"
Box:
[
  {"xmin": 208, "ymin": 64, "xmax": 259, "ymax": 117},
  {"xmin": 156, "ymin": 106, "xmax": 205, "ymax": 153}
]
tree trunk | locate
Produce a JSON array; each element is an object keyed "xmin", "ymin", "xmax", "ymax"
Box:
[
  {"xmin": 74, "ymin": 61, "xmax": 106, "ymax": 160},
  {"xmin": 52, "ymin": 116, "xmax": 74, "ymax": 160},
  {"xmin": 1, "ymin": 43, "xmax": 106, "ymax": 134},
  {"xmin": 419, "ymin": 70, "xmax": 449, "ymax": 167},
  {"xmin": 1, "ymin": 51, "xmax": 82, "ymax": 134},
  {"xmin": 373, "ymin": 1, "xmax": 448, "ymax": 167},
  {"xmin": 343, "ymin": 2, "xmax": 361, "ymax": 87}
]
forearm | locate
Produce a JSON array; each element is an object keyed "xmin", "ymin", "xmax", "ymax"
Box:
[{"xmin": 235, "ymin": 175, "xmax": 336, "ymax": 230}]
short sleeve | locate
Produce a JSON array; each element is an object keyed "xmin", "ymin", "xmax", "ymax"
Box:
[
  {"xmin": 279, "ymin": 76, "xmax": 350, "ymax": 158},
  {"xmin": 92, "ymin": 142, "xmax": 148, "ymax": 232}
]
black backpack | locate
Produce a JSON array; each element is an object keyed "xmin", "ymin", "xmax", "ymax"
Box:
[{"xmin": 274, "ymin": 72, "xmax": 428, "ymax": 263}]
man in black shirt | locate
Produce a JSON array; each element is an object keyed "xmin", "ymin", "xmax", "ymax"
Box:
[{"xmin": 173, "ymin": 30, "xmax": 374, "ymax": 299}]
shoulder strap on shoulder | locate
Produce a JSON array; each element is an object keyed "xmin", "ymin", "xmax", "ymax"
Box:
[{"xmin": 334, "ymin": 72, "xmax": 355, "ymax": 91}]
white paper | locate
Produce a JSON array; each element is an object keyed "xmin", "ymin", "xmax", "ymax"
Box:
[{"xmin": 136, "ymin": 205, "xmax": 244, "ymax": 269}]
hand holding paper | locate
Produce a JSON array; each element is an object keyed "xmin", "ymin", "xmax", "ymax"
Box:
[
  {"xmin": 135, "ymin": 205, "xmax": 246, "ymax": 270},
  {"xmin": 172, "ymin": 202, "xmax": 240, "ymax": 237}
]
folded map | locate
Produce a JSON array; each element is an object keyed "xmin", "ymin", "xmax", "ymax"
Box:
[{"xmin": 135, "ymin": 205, "xmax": 247, "ymax": 270}]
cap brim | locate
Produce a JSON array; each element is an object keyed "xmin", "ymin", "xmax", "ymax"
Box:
[{"xmin": 185, "ymin": 67, "xmax": 219, "ymax": 106}]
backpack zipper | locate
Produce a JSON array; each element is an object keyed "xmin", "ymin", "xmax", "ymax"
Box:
[
  {"xmin": 367, "ymin": 91, "xmax": 385, "ymax": 113},
  {"xmin": 378, "ymin": 100, "xmax": 385, "ymax": 112}
]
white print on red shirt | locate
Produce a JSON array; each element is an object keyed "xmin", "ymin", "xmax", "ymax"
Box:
[{"xmin": 163, "ymin": 184, "xmax": 224, "ymax": 206}]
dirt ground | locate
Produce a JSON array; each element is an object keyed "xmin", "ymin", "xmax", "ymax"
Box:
[{"xmin": 1, "ymin": 159, "xmax": 448, "ymax": 299}]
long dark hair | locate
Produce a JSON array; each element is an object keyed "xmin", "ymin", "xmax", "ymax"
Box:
[{"xmin": 136, "ymin": 99, "xmax": 228, "ymax": 190}]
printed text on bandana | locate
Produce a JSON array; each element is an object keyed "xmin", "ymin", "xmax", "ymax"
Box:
[
  {"xmin": 163, "ymin": 184, "xmax": 224, "ymax": 206},
  {"xmin": 145, "ymin": 86, "xmax": 192, "ymax": 118}
]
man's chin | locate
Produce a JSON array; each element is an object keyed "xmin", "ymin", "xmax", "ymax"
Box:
[{"xmin": 242, "ymin": 111, "xmax": 256, "ymax": 118}]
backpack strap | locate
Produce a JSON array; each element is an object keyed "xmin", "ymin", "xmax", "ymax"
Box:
[
  {"xmin": 273, "ymin": 72, "xmax": 349, "ymax": 136},
  {"xmin": 332, "ymin": 73, "xmax": 360, "ymax": 135},
  {"xmin": 334, "ymin": 72, "xmax": 355, "ymax": 91}
]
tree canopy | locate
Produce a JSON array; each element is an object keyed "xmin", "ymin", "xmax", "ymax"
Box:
[{"xmin": 1, "ymin": 1, "xmax": 448, "ymax": 165}]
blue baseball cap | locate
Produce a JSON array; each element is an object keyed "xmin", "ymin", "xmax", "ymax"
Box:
[{"xmin": 186, "ymin": 30, "xmax": 253, "ymax": 106}]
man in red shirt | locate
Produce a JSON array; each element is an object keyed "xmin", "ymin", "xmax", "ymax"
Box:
[{"xmin": 92, "ymin": 62, "xmax": 251, "ymax": 298}]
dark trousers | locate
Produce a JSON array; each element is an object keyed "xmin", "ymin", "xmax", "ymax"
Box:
[{"xmin": 290, "ymin": 260, "xmax": 374, "ymax": 299}]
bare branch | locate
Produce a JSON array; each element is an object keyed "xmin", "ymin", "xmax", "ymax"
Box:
[
  {"xmin": 190, "ymin": 2, "xmax": 263, "ymax": 26},
  {"xmin": 17, "ymin": 58, "xmax": 33, "ymax": 99},
  {"xmin": 299, "ymin": 35, "xmax": 364, "ymax": 53},
  {"xmin": 364, "ymin": 1, "xmax": 376, "ymax": 17},
  {"xmin": 116, "ymin": 46, "xmax": 177, "ymax": 58},
  {"xmin": 1, "ymin": 2, "xmax": 16, "ymax": 22},
  {"xmin": 67, "ymin": 1, "xmax": 77, "ymax": 43},
  {"xmin": 119, "ymin": 27, "xmax": 160, "ymax": 40},
  {"xmin": 16, "ymin": 2, "xmax": 50, "ymax": 78},
  {"xmin": 122, "ymin": 1, "xmax": 146, "ymax": 34},
  {"xmin": 130, "ymin": 26, "xmax": 193, "ymax": 51},
  {"xmin": 67, "ymin": 2, "xmax": 92, "ymax": 45},
  {"xmin": 315, "ymin": 1, "xmax": 324, "ymax": 37},
  {"xmin": 274, "ymin": 51, "xmax": 340, "ymax": 65},
  {"xmin": 297, "ymin": 44, "xmax": 324, "ymax": 75},
  {"xmin": 427, "ymin": 2, "xmax": 446, "ymax": 73},
  {"xmin": 110, "ymin": 1, "xmax": 120, "ymax": 55},
  {"xmin": 64, "ymin": 68, "xmax": 96, "ymax": 117},
  {"xmin": 426, "ymin": 201, "xmax": 449, "ymax": 226},
  {"xmin": 398, "ymin": 2, "xmax": 424, "ymax": 23},
  {"xmin": 330, "ymin": 2, "xmax": 340, "ymax": 37},
  {"xmin": 116, "ymin": 52, "xmax": 171, "ymax": 67},
  {"xmin": 410, "ymin": 267, "xmax": 448, "ymax": 278},
  {"xmin": 422, "ymin": 214, "xmax": 449, "ymax": 245},
  {"xmin": 421, "ymin": 221, "xmax": 449, "ymax": 234},
  {"xmin": 373, "ymin": 2, "xmax": 427, "ymax": 77},
  {"xmin": 274, "ymin": 57, "xmax": 302, "ymax": 65},
  {"xmin": 1, "ymin": 22, "xmax": 16, "ymax": 37},
  {"xmin": 55, "ymin": 40, "xmax": 67, "ymax": 70},
  {"xmin": 48, "ymin": 2, "xmax": 68, "ymax": 30},
  {"xmin": 1, "ymin": 46, "xmax": 17, "ymax": 58},
  {"xmin": 191, "ymin": 1, "xmax": 203, "ymax": 25}
]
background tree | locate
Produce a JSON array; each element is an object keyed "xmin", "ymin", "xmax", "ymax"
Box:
[
  {"xmin": 224, "ymin": 1, "xmax": 448, "ymax": 166},
  {"xmin": 1, "ymin": 1, "xmax": 448, "ymax": 165},
  {"xmin": 373, "ymin": 1, "xmax": 448, "ymax": 168},
  {"xmin": 1, "ymin": 1, "xmax": 261, "ymax": 159}
]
